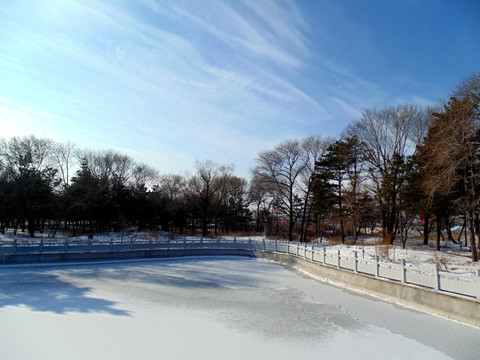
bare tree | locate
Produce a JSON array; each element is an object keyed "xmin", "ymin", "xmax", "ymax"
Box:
[
  {"xmin": 157, "ymin": 174, "xmax": 187, "ymax": 233},
  {"xmin": 0, "ymin": 135, "xmax": 55, "ymax": 174},
  {"xmin": 52, "ymin": 141, "xmax": 77, "ymax": 188},
  {"xmin": 131, "ymin": 163, "xmax": 159, "ymax": 191},
  {"xmin": 184, "ymin": 160, "xmax": 234, "ymax": 237},
  {"xmin": 346, "ymin": 105, "xmax": 429, "ymax": 244},
  {"xmin": 252, "ymin": 139, "xmax": 307, "ymax": 241},
  {"xmin": 453, "ymin": 72, "xmax": 480, "ymax": 109},
  {"xmin": 420, "ymin": 95, "xmax": 480, "ymax": 261},
  {"xmin": 78, "ymin": 149, "xmax": 135, "ymax": 188},
  {"xmin": 219, "ymin": 175, "xmax": 249, "ymax": 233},
  {"xmin": 159, "ymin": 174, "xmax": 186, "ymax": 201},
  {"xmin": 248, "ymin": 173, "xmax": 273, "ymax": 234}
]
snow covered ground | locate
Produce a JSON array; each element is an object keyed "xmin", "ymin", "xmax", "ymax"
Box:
[
  {"xmin": 1, "ymin": 256, "xmax": 479, "ymax": 359},
  {"xmin": 319, "ymin": 241, "xmax": 480, "ymax": 276}
]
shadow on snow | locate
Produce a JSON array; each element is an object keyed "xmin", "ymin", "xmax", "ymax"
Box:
[
  {"xmin": 0, "ymin": 257, "xmax": 269, "ymax": 316},
  {"xmin": 54, "ymin": 256, "xmax": 275, "ymax": 290},
  {"xmin": 0, "ymin": 270, "xmax": 131, "ymax": 317}
]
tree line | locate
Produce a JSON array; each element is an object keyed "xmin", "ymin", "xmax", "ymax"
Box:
[
  {"xmin": 308, "ymin": 72, "xmax": 480, "ymax": 261},
  {"xmin": 253, "ymin": 73, "xmax": 480, "ymax": 260},
  {"xmin": 0, "ymin": 140, "xmax": 251, "ymax": 238},
  {"xmin": 1, "ymin": 72, "xmax": 479, "ymax": 260}
]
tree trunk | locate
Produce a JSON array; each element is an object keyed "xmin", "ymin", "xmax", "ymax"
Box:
[
  {"xmin": 13, "ymin": 219, "xmax": 18, "ymax": 236},
  {"xmin": 455, "ymin": 221, "xmax": 465, "ymax": 244},
  {"xmin": 352, "ymin": 219, "xmax": 358, "ymax": 245},
  {"xmin": 288, "ymin": 219, "xmax": 294, "ymax": 242},
  {"xmin": 288, "ymin": 194, "xmax": 295, "ymax": 241},
  {"xmin": 256, "ymin": 204, "xmax": 261, "ymax": 232},
  {"xmin": 388, "ymin": 202, "xmax": 397, "ymax": 245},
  {"xmin": 302, "ymin": 200, "xmax": 315, "ymax": 243},
  {"xmin": 475, "ymin": 212, "xmax": 480, "ymax": 262},
  {"xmin": 382, "ymin": 209, "xmax": 396, "ymax": 245},
  {"xmin": 299, "ymin": 211, "xmax": 306, "ymax": 243},
  {"xmin": 201, "ymin": 219, "xmax": 208, "ymax": 237},
  {"xmin": 340, "ymin": 218, "xmax": 345, "ymax": 244},
  {"xmin": 445, "ymin": 216, "xmax": 457, "ymax": 243},
  {"xmin": 435, "ymin": 215, "xmax": 441, "ymax": 251},
  {"xmin": 423, "ymin": 216, "xmax": 430, "ymax": 245},
  {"xmin": 27, "ymin": 217, "xmax": 35, "ymax": 238},
  {"xmin": 338, "ymin": 180, "xmax": 345, "ymax": 244},
  {"xmin": 319, "ymin": 219, "xmax": 324, "ymax": 242},
  {"xmin": 467, "ymin": 210, "xmax": 478, "ymax": 262}
]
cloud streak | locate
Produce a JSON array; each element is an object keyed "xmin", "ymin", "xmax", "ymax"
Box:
[
  {"xmin": 1, "ymin": 0, "xmax": 474, "ymax": 177},
  {"xmin": 0, "ymin": 0, "xmax": 367, "ymax": 175}
]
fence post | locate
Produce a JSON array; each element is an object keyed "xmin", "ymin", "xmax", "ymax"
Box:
[
  {"xmin": 433, "ymin": 265, "xmax": 439, "ymax": 291},
  {"xmin": 233, "ymin": 237, "xmax": 237, "ymax": 248},
  {"xmin": 40, "ymin": 238, "xmax": 44, "ymax": 253},
  {"xmin": 275, "ymin": 240, "xmax": 277, "ymax": 252},
  {"xmin": 311, "ymin": 246, "xmax": 314, "ymax": 262},
  {"xmin": 375, "ymin": 255, "xmax": 380, "ymax": 277},
  {"xmin": 130, "ymin": 238, "xmax": 134, "ymax": 251},
  {"xmin": 184, "ymin": 238, "xmax": 186, "ymax": 248},
  {"xmin": 337, "ymin": 250, "xmax": 341, "ymax": 268},
  {"xmin": 88, "ymin": 238, "xmax": 92, "ymax": 252},
  {"xmin": 13, "ymin": 239, "xmax": 17, "ymax": 254},
  {"xmin": 304, "ymin": 245, "xmax": 307, "ymax": 259},
  {"xmin": 249, "ymin": 238, "xmax": 252, "ymax": 250},
  {"xmin": 263, "ymin": 238, "xmax": 266, "ymax": 251},
  {"xmin": 401, "ymin": 259, "xmax": 406, "ymax": 284},
  {"xmin": 323, "ymin": 247, "xmax": 326, "ymax": 264},
  {"xmin": 354, "ymin": 251, "xmax": 358, "ymax": 273}
]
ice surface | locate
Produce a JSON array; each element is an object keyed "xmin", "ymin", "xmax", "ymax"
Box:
[{"xmin": 1, "ymin": 256, "xmax": 478, "ymax": 359}]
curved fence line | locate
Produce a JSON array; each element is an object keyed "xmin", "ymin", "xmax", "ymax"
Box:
[{"xmin": 1, "ymin": 237, "xmax": 479, "ymax": 301}]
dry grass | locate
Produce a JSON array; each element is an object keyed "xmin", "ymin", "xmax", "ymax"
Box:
[
  {"xmin": 325, "ymin": 235, "xmax": 343, "ymax": 245},
  {"xmin": 228, "ymin": 231, "xmax": 262, "ymax": 238}
]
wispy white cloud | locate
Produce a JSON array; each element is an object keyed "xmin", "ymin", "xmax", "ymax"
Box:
[
  {"xmin": 0, "ymin": 0, "xmax": 328, "ymax": 176},
  {"xmin": 1, "ymin": 0, "xmax": 458, "ymax": 177},
  {"xmin": 168, "ymin": 0, "xmax": 307, "ymax": 70},
  {"xmin": 241, "ymin": 0, "xmax": 309, "ymax": 52}
]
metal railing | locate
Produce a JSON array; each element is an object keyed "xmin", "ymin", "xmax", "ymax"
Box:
[{"xmin": 1, "ymin": 237, "xmax": 479, "ymax": 301}]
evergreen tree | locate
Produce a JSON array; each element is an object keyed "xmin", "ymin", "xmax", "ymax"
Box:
[{"xmin": 314, "ymin": 138, "xmax": 357, "ymax": 243}]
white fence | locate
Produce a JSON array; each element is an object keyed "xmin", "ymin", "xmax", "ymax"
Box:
[{"xmin": 1, "ymin": 237, "xmax": 479, "ymax": 301}]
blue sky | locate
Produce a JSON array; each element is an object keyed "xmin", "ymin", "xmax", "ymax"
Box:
[{"xmin": 0, "ymin": 0, "xmax": 478, "ymax": 178}]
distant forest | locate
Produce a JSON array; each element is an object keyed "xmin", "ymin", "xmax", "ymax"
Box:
[{"xmin": 1, "ymin": 72, "xmax": 479, "ymax": 261}]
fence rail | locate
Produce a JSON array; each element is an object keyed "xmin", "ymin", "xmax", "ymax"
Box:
[{"xmin": 1, "ymin": 237, "xmax": 479, "ymax": 301}]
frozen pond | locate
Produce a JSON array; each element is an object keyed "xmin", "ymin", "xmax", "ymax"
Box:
[{"xmin": 0, "ymin": 256, "xmax": 478, "ymax": 359}]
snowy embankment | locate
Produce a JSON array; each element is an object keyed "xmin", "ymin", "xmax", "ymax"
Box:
[
  {"xmin": 1, "ymin": 230, "xmax": 479, "ymax": 275},
  {"xmin": 1, "ymin": 257, "xmax": 479, "ymax": 360},
  {"xmin": 2, "ymin": 231, "xmax": 480, "ymax": 294}
]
